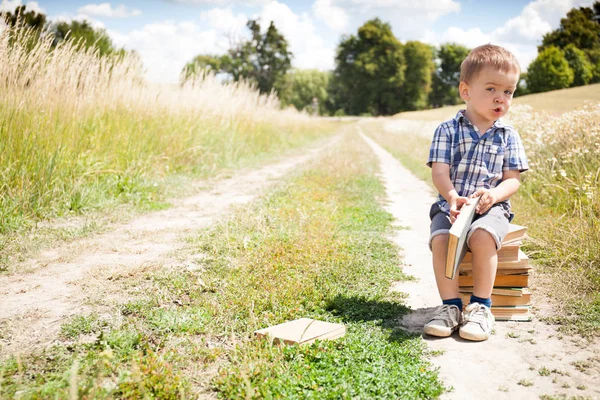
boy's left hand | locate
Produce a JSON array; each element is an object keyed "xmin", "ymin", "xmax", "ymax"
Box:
[{"xmin": 469, "ymin": 189, "xmax": 498, "ymax": 214}]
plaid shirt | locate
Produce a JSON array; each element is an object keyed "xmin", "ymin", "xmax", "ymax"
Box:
[{"xmin": 427, "ymin": 110, "xmax": 529, "ymax": 214}]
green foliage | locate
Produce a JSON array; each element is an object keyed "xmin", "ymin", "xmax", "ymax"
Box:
[
  {"xmin": 564, "ymin": 44, "xmax": 594, "ymax": 86},
  {"xmin": 181, "ymin": 54, "xmax": 221, "ymax": 81},
  {"xmin": 514, "ymin": 72, "xmax": 530, "ymax": 97},
  {"xmin": 540, "ymin": 4, "xmax": 600, "ymax": 52},
  {"xmin": 586, "ymin": 48, "xmax": 600, "ymax": 83},
  {"xmin": 2, "ymin": 5, "xmax": 46, "ymax": 30},
  {"xmin": 429, "ymin": 43, "xmax": 470, "ymax": 107},
  {"xmin": 278, "ymin": 69, "xmax": 330, "ymax": 115},
  {"xmin": 184, "ymin": 19, "xmax": 292, "ymax": 95},
  {"xmin": 330, "ymin": 18, "xmax": 406, "ymax": 116},
  {"xmin": 526, "ymin": 46, "xmax": 574, "ymax": 93},
  {"xmin": 403, "ymin": 41, "xmax": 435, "ymax": 110},
  {"xmin": 534, "ymin": 1, "xmax": 600, "ymax": 89},
  {"xmin": 52, "ymin": 20, "xmax": 124, "ymax": 57}
]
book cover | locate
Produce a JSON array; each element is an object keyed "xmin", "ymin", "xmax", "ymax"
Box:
[{"xmin": 445, "ymin": 196, "xmax": 481, "ymax": 280}]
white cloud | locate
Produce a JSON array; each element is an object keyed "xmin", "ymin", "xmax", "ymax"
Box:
[
  {"xmin": 256, "ymin": 1, "xmax": 335, "ymax": 70},
  {"xmin": 78, "ymin": 3, "xmax": 142, "ymax": 18},
  {"xmin": 424, "ymin": 0, "xmax": 596, "ymax": 69},
  {"xmin": 200, "ymin": 6, "xmax": 247, "ymax": 35},
  {"xmin": 312, "ymin": 0, "xmax": 348, "ymax": 31},
  {"xmin": 494, "ymin": 0, "xmax": 593, "ymax": 44},
  {"xmin": 312, "ymin": 0, "xmax": 460, "ymax": 41},
  {"xmin": 0, "ymin": 0, "xmax": 44, "ymax": 13},
  {"xmin": 109, "ymin": 21, "xmax": 223, "ymax": 83},
  {"xmin": 168, "ymin": 0, "xmax": 270, "ymax": 5},
  {"xmin": 51, "ymin": 13, "xmax": 106, "ymax": 30},
  {"xmin": 106, "ymin": 1, "xmax": 335, "ymax": 83}
]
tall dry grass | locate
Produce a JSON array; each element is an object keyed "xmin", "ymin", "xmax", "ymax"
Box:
[
  {"xmin": 0, "ymin": 24, "xmax": 336, "ymax": 235},
  {"xmin": 509, "ymin": 104, "xmax": 600, "ymax": 333}
]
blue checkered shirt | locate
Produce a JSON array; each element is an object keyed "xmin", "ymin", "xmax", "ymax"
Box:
[{"xmin": 427, "ymin": 110, "xmax": 529, "ymax": 214}]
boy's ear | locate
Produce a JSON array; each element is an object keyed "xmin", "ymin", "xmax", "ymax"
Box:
[{"xmin": 459, "ymin": 81, "xmax": 470, "ymax": 101}]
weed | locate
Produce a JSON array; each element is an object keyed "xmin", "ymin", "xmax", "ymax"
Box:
[
  {"xmin": 539, "ymin": 366, "xmax": 551, "ymax": 376},
  {"xmin": 518, "ymin": 379, "xmax": 533, "ymax": 387}
]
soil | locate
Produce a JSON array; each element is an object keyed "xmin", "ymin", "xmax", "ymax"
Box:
[{"xmin": 0, "ymin": 136, "xmax": 338, "ymax": 359}]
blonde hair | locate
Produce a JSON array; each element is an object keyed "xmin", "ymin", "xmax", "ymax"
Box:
[{"xmin": 460, "ymin": 44, "xmax": 520, "ymax": 83}]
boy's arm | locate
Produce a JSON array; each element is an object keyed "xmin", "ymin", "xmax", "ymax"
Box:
[
  {"xmin": 470, "ymin": 170, "xmax": 521, "ymax": 214},
  {"xmin": 432, "ymin": 162, "xmax": 469, "ymax": 223}
]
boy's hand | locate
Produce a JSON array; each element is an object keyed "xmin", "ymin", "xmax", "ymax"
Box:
[
  {"xmin": 470, "ymin": 189, "xmax": 498, "ymax": 214},
  {"xmin": 449, "ymin": 196, "xmax": 469, "ymax": 223}
]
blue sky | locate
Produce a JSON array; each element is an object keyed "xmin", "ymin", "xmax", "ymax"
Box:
[{"xmin": 1, "ymin": 0, "xmax": 595, "ymax": 82}]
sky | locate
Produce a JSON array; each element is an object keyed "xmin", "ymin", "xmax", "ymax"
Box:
[{"xmin": 0, "ymin": 0, "xmax": 596, "ymax": 83}]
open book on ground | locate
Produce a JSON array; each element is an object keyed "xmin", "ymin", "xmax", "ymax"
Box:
[
  {"xmin": 254, "ymin": 318, "xmax": 345, "ymax": 345},
  {"xmin": 445, "ymin": 196, "xmax": 481, "ymax": 280}
]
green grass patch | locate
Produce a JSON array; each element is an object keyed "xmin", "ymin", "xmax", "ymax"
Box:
[{"xmin": 0, "ymin": 130, "xmax": 444, "ymax": 398}]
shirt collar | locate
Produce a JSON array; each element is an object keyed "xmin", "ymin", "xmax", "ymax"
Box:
[{"xmin": 454, "ymin": 109, "xmax": 505, "ymax": 129}]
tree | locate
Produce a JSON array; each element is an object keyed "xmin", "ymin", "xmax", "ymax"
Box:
[
  {"xmin": 52, "ymin": 20, "xmax": 124, "ymax": 57},
  {"xmin": 540, "ymin": 5, "xmax": 600, "ymax": 52},
  {"xmin": 278, "ymin": 69, "xmax": 330, "ymax": 115},
  {"xmin": 402, "ymin": 41, "xmax": 435, "ymax": 110},
  {"xmin": 181, "ymin": 55, "xmax": 222, "ymax": 81},
  {"xmin": 184, "ymin": 19, "xmax": 292, "ymax": 95},
  {"xmin": 564, "ymin": 44, "xmax": 593, "ymax": 86},
  {"xmin": 2, "ymin": 5, "xmax": 46, "ymax": 30},
  {"xmin": 330, "ymin": 18, "xmax": 405, "ymax": 116},
  {"xmin": 538, "ymin": 2, "xmax": 600, "ymax": 85},
  {"xmin": 429, "ymin": 43, "xmax": 470, "ymax": 107},
  {"xmin": 526, "ymin": 46, "xmax": 574, "ymax": 93}
]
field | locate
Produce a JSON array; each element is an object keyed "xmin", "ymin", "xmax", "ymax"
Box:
[
  {"xmin": 1, "ymin": 24, "xmax": 599, "ymax": 398},
  {"xmin": 393, "ymin": 82, "xmax": 600, "ymax": 121}
]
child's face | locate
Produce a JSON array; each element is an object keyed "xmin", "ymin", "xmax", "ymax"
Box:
[{"xmin": 459, "ymin": 66, "xmax": 519, "ymax": 123}]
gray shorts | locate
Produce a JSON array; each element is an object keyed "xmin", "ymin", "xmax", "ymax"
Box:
[{"xmin": 429, "ymin": 202, "xmax": 511, "ymax": 251}]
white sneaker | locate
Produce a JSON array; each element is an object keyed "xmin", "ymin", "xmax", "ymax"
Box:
[
  {"xmin": 459, "ymin": 302, "xmax": 494, "ymax": 341},
  {"xmin": 423, "ymin": 304, "xmax": 462, "ymax": 337}
]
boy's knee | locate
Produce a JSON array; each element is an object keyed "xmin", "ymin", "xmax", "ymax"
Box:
[
  {"xmin": 431, "ymin": 233, "xmax": 448, "ymax": 252},
  {"xmin": 468, "ymin": 228, "xmax": 496, "ymax": 250}
]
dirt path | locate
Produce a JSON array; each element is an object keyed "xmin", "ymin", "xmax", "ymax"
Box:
[
  {"xmin": 360, "ymin": 128, "xmax": 600, "ymax": 399},
  {"xmin": 0, "ymin": 136, "xmax": 338, "ymax": 358}
]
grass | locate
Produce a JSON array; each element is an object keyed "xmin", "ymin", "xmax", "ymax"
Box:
[
  {"xmin": 0, "ymin": 25, "xmax": 338, "ymax": 271},
  {"xmin": 369, "ymin": 101, "xmax": 600, "ymax": 337},
  {"xmin": 358, "ymin": 122, "xmax": 433, "ymax": 187},
  {"xmin": 0, "ymin": 130, "xmax": 445, "ymax": 398}
]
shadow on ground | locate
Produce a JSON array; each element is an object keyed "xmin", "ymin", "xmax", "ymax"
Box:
[{"xmin": 326, "ymin": 294, "xmax": 428, "ymax": 342}]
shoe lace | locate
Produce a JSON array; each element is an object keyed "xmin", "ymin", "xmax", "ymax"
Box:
[
  {"xmin": 431, "ymin": 304, "xmax": 459, "ymax": 325},
  {"xmin": 464, "ymin": 304, "xmax": 490, "ymax": 328}
]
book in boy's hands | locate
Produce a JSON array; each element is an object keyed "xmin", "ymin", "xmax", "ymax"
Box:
[{"xmin": 444, "ymin": 196, "xmax": 481, "ymax": 280}]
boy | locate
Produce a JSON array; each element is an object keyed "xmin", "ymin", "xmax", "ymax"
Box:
[{"xmin": 424, "ymin": 44, "xmax": 529, "ymax": 341}]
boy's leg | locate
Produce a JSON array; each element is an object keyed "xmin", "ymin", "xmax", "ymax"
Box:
[
  {"xmin": 431, "ymin": 234, "xmax": 460, "ymax": 300},
  {"xmin": 424, "ymin": 207, "xmax": 463, "ymax": 337},
  {"xmin": 467, "ymin": 229, "xmax": 498, "ymax": 298},
  {"xmin": 459, "ymin": 205, "xmax": 510, "ymax": 341}
]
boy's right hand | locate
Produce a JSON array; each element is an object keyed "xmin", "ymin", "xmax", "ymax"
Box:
[{"xmin": 449, "ymin": 196, "xmax": 469, "ymax": 223}]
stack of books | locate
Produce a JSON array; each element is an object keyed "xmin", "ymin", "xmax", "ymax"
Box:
[{"xmin": 458, "ymin": 224, "xmax": 532, "ymax": 321}]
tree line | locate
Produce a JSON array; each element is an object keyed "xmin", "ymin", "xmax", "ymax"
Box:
[
  {"xmin": 4, "ymin": 2, "xmax": 599, "ymax": 116},
  {"xmin": 2, "ymin": 5, "xmax": 125, "ymax": 57},
  {"xmin": 184, "ymin": 1, "xmax": 600, "ymax": 116}
]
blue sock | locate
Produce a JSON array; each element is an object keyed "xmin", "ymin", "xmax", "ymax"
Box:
[
  {"xmin": 470, "ymin": 295, "xmax": 492, "ymax": 308},
  {"xmin": 442, "ymin": 297, "xmax": 463, "ymax": 310}
]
